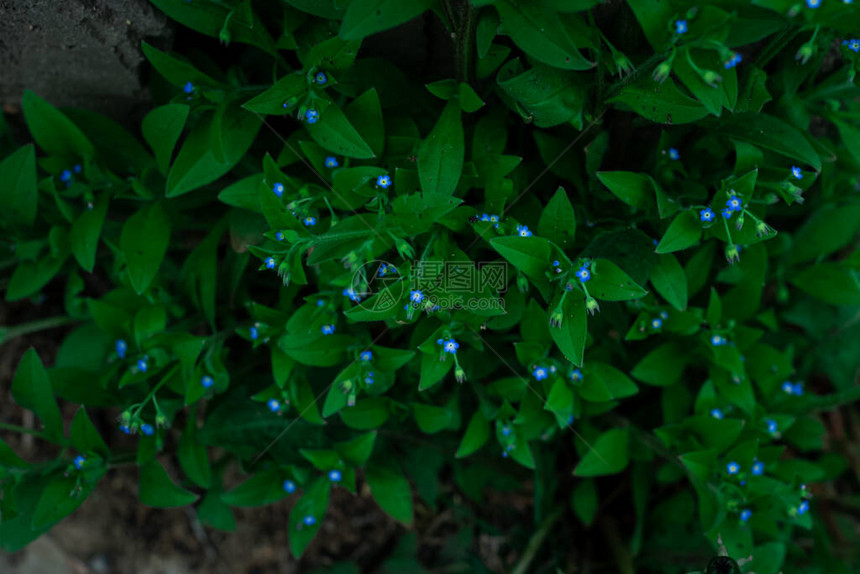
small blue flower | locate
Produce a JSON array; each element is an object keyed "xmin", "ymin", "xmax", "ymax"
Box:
[
  {"xmin": 273, "ymin": 182, "xmax": 285, "ymax": 197},
  {"xmin": 711, "ymin": 334, "xmax": 726, "ymax": 346},
  {"xmin": 74, "ymin": 455, "xmax": 86, "ymax": 469},
  {"xmin": 727, "ymin": 195, "xmax": 743, "ymax": 211},
  {"xmin": 268, "ymin": 398, "xmax": 281, "ymax": 412},
  {"xmin": 317, "ymin": 299, "xmax": 325, "ymax": 307},
  {"xmin": 184, "ymin": 81, "xmax": 194, "ymax": 94},
  {"xmin": 700, "ymin": 208, "xmax": 715, "ymax": 222},
  {"xmin": 675, "ymin": 20, "xmax": 688, "ymax": 35},
  {"xmin": 767, "ymin": 419, "xmax": 778, "ymax": 433},
  {"xmin": 283, "ymin": 480, "xmax": 296, "ymax": 493},
  {"xmin": 791, "ymin": 166, "xmax": 803, "ymax": 180},
  {"xmin": 489, "ymin": 214, "xmax": 499, "ymax": 223},
  {"xmin": 751, "ymin": 461, "xmax": 765, "ymax": 476},
  {"xmin": 850, "ymin": 40, "xmax": 860, "ymax": 53},
  {"xmin": 798, "ymin": 500, "xmax": 810, "ymax": 514},
  {"xmin": 265, "ymin": 257, "xmax": 276, "ymax": 270},
  {"xmin": 360, "ymin": 350, "xmax": 372, "ymax": 362},
  {"xmin": 480, "ymin": 213, "xmax": 490, "ymax": 221},
  {"xmin": 659, "ymin": 311, "xmax": 669, "ymax": 320},
  {"xmin": 343, "ymin": 286, "xmax": 361, "ymax": 302},
  {"xmin": 325, "ymin": 156, "xmax": 338, "ymax": 168},
  {"xmin": 119, "ymin": 424, "xmax": 131, "ymax": 434},
  {"xmin": 782, "ymin": 381, "xmax": 794, "ymax": 394},
  {"xmin": 376, "ymin": 174, "xmax": 392, "ymax": 189},
  {"xmin": 727, "ymin": 461, "xmax": 740, "ymax": 475},
  {"xmin": 443, "ymin": 339, "xmax": 459, "ymax": 354},
  {"xmin": 501, "ymin": 425, "xmax": 512, "ymax": 436},
  {"xmin": 140, "ymin": 423, "xmax": 155, "ymax": 436},
  {"xmin": 303, "ymin": 515, "xmax": 316, "ymax": 526},
  {"xmin": 328, "ymin": 469, "xmax": 342, "ymax": 482},
  {"xmin": 315, "ymin": 72, "xmax": 327, "ymax": 84},
  {"xmin": 275, "ymin": 231, "xmax": 285, "ymax": 241},
  {"xmin": 552, "ymin": 260, "xmax": 560, "ymax": 267},
  {"xmin": 668, "ymin": 148, "xmax": 680, "ymax": 160},
  {"xmin": 321, "ymin": 324, "xmax": 335, "ymax": 335},
  {"xmin": 570, "ymin": 369, "xmax": 583, "ymax": 382},
  {"xmin": 567, "ymin": 414, "xmax": 574, "ymax": 425},
  {"xmin": 575, "ymin": 267, "xmax": 590, "ymax": 282},
  {"xmin": 137, "ymin": 359, "xmax": 148, "ymax": 373},
  {"xmin": 516, "ymin": 224, "xmax": 532, "ymax": 237},
  {"xmin": 250, "ymin": 326, "xmax": 259, "ymax": 340},
  {"xmin": 410, "ymin": 290, "xmax": 424, "ymax": 304},
  {"xmin": 721, "ymin": 208, "xmax": 733, "ymax": 219},
  {"xmin": 793, "ymin": 382, "xmax": 804, "ymax": 396},
  {"xmin": 73, "ymin": 164, "xmax": 82, "ymax": 173},
  {"xmin": 740, "ymin": 509, "xmax": 752, "ymax": 522},
  {"xmin": 60, "ymin": 169, "xmax": 73, "ymax": 182},
  {"xmin": 305, "ymin": 109, "xmax": 319, "ymax": 124},
  {"xmin": 116, "ymin": 339, "xmax": 127, "ymax": 359},
  {"xmin": 201, "ymin": 375, "xmax": 214, "ymax": 388},
  {"xmin": 710, "ymin": 408, "xmax": 723, "ymax": 419},
  {"xmin": 806, "ymin": 0, "xmax": 820, "ymax": 7},
  {"xmin": 365, "ymin": 372, "xmax": 375, "ymax": 385},
  {"xmin": 303, "ymin": 216, "xmax": 317, "ymax": 227},
  {"xmin": 651, "ymin": 318, "xmax": 663, "ymax": 329},
  {"xmin": 533, "ymin": 366, "xmax": 548, "ymax": 381}
]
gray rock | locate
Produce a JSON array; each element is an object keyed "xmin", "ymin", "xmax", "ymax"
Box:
[{"xmin": 0, "ymin": 0, "xmax": 170, "ymax": 123}]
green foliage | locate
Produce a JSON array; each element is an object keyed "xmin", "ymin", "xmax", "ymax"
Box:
[{"xmin": 1, "ymin": 1, "xmax": 859, "ymax": 572}]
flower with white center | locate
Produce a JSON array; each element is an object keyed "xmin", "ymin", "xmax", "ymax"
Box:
[{"xmin": 727, "ymin": 461, "xmax": 740, "ymax": 475}]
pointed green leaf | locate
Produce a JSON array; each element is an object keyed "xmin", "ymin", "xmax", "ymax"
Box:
[
  {"xmin": 418, "ymin": 100, "xmax": 464, "ymax": 196},
  {"xmin": 139, "ymin": 460, "xmax": 199, "ymax": 508},
  {"xmin": 11, "ymin": 349, "xmax": 63, "ymax": 441}
]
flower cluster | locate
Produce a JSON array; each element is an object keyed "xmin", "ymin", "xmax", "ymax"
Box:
[
  {"xmin": 723, "ymin": 52, "xmax": 743, "ymax": 69},
  {"xmin": 516, "ymin": 224, "xmax": 532, "ymax": 237},
  {"xmin": 437, "ymin": 338, "xmax": 459, "ymax": 355},
  {"xmin": 843, "ymin": 39, "xmax": 860, "ymax": 53},
  {"xmin": 782, "ymin": 381, "xmax": 804, "ymax": 395}
]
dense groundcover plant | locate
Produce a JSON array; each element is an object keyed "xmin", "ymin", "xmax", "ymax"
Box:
[{"xmin": 2, "ymin": 0, "xmax": 860, "ymax": 571}]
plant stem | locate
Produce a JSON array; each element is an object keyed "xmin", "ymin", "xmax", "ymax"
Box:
[
  {"xmin": 510, "ymin": 507, "xmax": 563, "ymax": 574},
  {"xmin": 0, "ymin": 315, "xmax": 79, "ymax": 346},
  {"xmin": 0, "ymin": 421, "xmax": 72, "ymax": 446}
]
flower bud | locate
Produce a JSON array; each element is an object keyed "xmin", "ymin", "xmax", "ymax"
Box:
[
  {"xmin": 394, "ymin": 236, "xmax": 415, "ymax": 260},
  {"xmin": 701, "ymin": 69, "xmax": 722, "ymax": 88},
  {"xmin": 725, "ymin": 244, "xmax": 740, "ymax": 265},
  {"xmin": 652, "ymin": 60, "xmax": 672, "ymax": 83},
  {"xmin": 549, "ymin": 307, "xmax": 564, "ymax": 328},
  {"xmin": 586, "ymin": 296, "xmax": 601, "ymax": 316},
  {"xmin": 796, "ymin": 42, "xmax": 815, "ymax": 65},
  {"xmin": 517, "ymin": 273, "xmax": 529, "ymax": 294},
  {"xmin": 454, "ymin": 365, "xmax": 467, "ymax": 383},
  {"xmin": 734, "ymin": 212, "xmax": 745, "ymax": 230}
]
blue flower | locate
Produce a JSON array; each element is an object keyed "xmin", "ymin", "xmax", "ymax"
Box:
[
  {"xmin": 516, "ymin": 224, "xmax": 532, "ymax": 237},
  {"xmin": 533, "ymin": 366, "xmax": 548, "ymax": 381},
  {"xmin": 480, "ymin": 213, "xmax": 490, "ymax": 221},
  {"xmin": 273, "ymin": 182, "xmax": 285, "ymax": 197},
  {"xmin": 321, "ymin": 324, "xmax": 335, "ymax": 335},
  {"xmin": 360, "ymin": 350, "xmax": 372, "ymax": 362},
  {"xmin": 740, "ymin": 509, "xmax": 752, "ymax": 522},
  {"xmin": 727, "ymin": 461, "xmax": 740, "ymax": 475},
  {"xmin": 489, "ymin": 214, "xmax": 499, "ymax": 223},
  {"xmin": 60, "ymin": 169, "xmax": 72, "ymax": 182},
  {"xmin": 303, "ymin": 515, "xmax": 316, "ymax": 526},
  {"xmin": 675, "ymin": 20, "xmax": 688, "ymax": 34},
  {"xmin": 306, "ymin": 109, "xmax": 319, "ymax": 124},
  {"xmin": 806, "ymin": 0, "xmax": 820, "ymax": 7},
  {"xmin": 659, "ymin": 311, "xmax": 669, "ymax": 320},
  {"xmin": 700, "ymin": 208, "xmax": 715, "ymax": 222},
  {"xmin": 376, "ymin": 174, "xmax": 391, "ymax": 189},
  {"xmin": 303, "ymin": 216, "xmax": 317, "ymax": 227},
  {"xmin": 668, "ymin": 148, "xmax": 680, "ymax": 160},
  {"xmin": 501, "ymin": 424, "xmax": 512, "ymax": 436},
  {"xmin": 137, "ymin": 359, "xmax": 148, "ymax": 373},
  {"xmin": 443, "ymin": 339, "xmax": 459, "ymax": 354},
  {"xmin": 201, "ymin": 375, "xmax": 214, "ymax": 388},
  {"xmin": 274, "ymin": 231, "xmax": 284, "ymax": 242},
  {"xmin": 365, "ymin": 372, "xmax": 375, "ymax": 385},
  {"xmin": 710, "ymin": 408, "xmax": 723, "ymax": 419},
  {"xmin": 268, "ymin": 398, "xmax": 281, "ymax": 412},
  {"xmin": 74, "ymin": 164, "xmax": 82, "ymax": 173},
  {"xmin": 798, "ymin": 500, "xmax": 810, "ymax": 514},
  {"xmin": 140, "ymin": 423, "xmax": 155, "ymax": 436},
  {"xmin": 410, "ymin": 290, "xmax": 424, "ymax": 304},
  {"xmin": 317, "ymin": 299, "xmax": 325, "ymax": 307},
  {"xmin": 119, "ymin": 424, "xmax": 131, "ymax": 435},
  {"xmin": 721, "ymin": 207, "xmax": 733, "ymax": 219},
  {"xmin": 283, "ymin": 480, "xmax": 296, "ymax": 493},
  {"xmin": 751, "ymin": 461, "xmax": 765, "ymax": 476},
  {"xmin": 74, "ymin": 455, "xmax": 86, "ymax": 469},
  {"xmin": 575, "ymin": 267, "xmax": 591, "ymax": 282},
  {"xmin": 793, "ymin": 382, "xmax": 804, "ymax": 396},
  {"xmin": 724, "ymin": 53, "xmax": 742, "ymax": 69},
  {"xmin": 324, "ymin": 156, "xmax": 339, "ymax": 168},
  {"xmin": 184, "ymin": 81, "xmax": 194, "ymax": 94},
  {"xmin": 552, "ymin": 260, "xmax": 560, "ymax": 267},
  {"xmin": 782, "ymin": 381, "xmax": 794, "ymax": 394},
  {"xmin": 651, "ymin": 318, "xmax": 663, "ymax": 329},
  {"xmin": 727, "ymin": 194, "xmax": 742, "ymax": 211},
  {"xmin": 265, "ymin": 257, "xmax": 276, "ymax": 269},
  {"xmin": 343, "ymin": 286, "xmax": 361, "ymax": 302},
  {"xmin": 116, "ymin": 339, "xmax": 127, "ymax": 359},
  {"xmin": 328, "ymin": 469, "xmax": 342, "ymax": 482},
  {"xmin": 570, "ymin": 369, "xmax": 582, "ymax": 382},
  {"xmin": 767, "ymin": 419, "xmax": 778, "ymax": 433},
  {"xmin": 711, "ymin": 334, "xmax": 726, "ymax": 346},
  {"xmin": 250, "ymin": 326, "xmax": 259, "ymax": 340},
  {"xmin": 850, "ymin": 40, "xmax": 860, "ymax": 53},
  {"xmin": 315, "ymin": 72, "xmax": 327, "ymax": 84},
  {"xmin": 791, "ymin": 166, "xmax": 803, "ymax": 180}
]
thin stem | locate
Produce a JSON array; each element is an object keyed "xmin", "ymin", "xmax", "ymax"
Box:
[
  {"xmin": 510, "ymin": 507, "xmax": 563, "ymax": 574},
  {"xmin": 130, "ymin": 365, "xmax": 180, "ymax": 419},
  {"xmin": 0, "ymin": 421, "xmax": 72, "ymax": 446},
  {"xmin": 0, "ymin": 315, "xmax": 80, "ymax": 345}
]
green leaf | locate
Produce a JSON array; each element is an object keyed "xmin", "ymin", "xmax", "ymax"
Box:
[
  {"xmin": 366, "ymin": 462, "xmax": 414, "ymax": 525},
  {"xmin": 579, "ymin": 363, "xmax": 639, "ymax": 402},
  {"xmin": 339, "ymin": 0, "xmax": 434, "ymax": 40},
  {"xmin": 711, "ymin": 113, "xmax": 821, "ymax": 171},
  {"xmin": 222, "ymin": 470, "xmax": 289, "ymax": 507},
  {"xmin": 64, "ymin": 108, "xmax": 154, "ymax": 174},
  {"xmin": 459, "ymin": 83, "xmax": 485, "ymax": 113},
  {"xmin": 494, "ymin": 2, "xmax": 593, "ymax": 70},
  {"xmin": 588, "ymin": 259, "xmax": 648, "ymax": 301},
  {"xmin": 288, "ymin": 477, "xmax": 330, "ymax": 557},
  {"xmin": 418, "ymin": 100, "xmax": 464, "ymax": 197},
  {"xmin": 121, "ymin": 202, "xmax": 170, "ymax": 295},
  {"xmin": 596, "ymin": 171, "xmax": 654, "ymax": 210},
  {"xmin": 33, "ymin": 474, "xmax": 100, "ymax": 529},
  {"xmin": 650, "ymin": 254, "xmax": 688, "ymax": 311},
  {"xmin": 344, "ymin": 88, "xmax": 385, "ymax": 158},
  {"xmin": 335, "ymin": 432, "xmax": 377, "ymax": 466},
  {"xmin": 625, "ymin": 0, "xmax": 671, "ymax": 50},
  {"xmin": 631, "ymin": 342, "xmax": 687, "ymax": 386},
  {"xmin": 178, "ymin": 412, "xmax": 212, "ymax": 489},
  {"xmin": 280, "ymin": 334, "xmax": 351, "ymax": 366},
  {"xmin": 491, "ymin": 235, "xmax": 551, "ymax": 280},
  {"xmin": 571, "ymin": 479, "xmax": 598, "ymax": 525},
  {"xmin": 139, "ymin": 460, "xmax": 199, "ymax": 508},
  {"xmin": 790, "ymin": 202, "xmax": 860, "ymax": 264},
  {"xmin": 339, "ymin": 397, "xmax": 391, "ymax": 430},
  {"xmin": 609, "ymin": 77, "xmax": 708, "ymax": 125},
  {"xmin": 790, "ymin": 263, "xmax": 860, "ymax": 306},
  {"xmin": 141, "ymin": 41, "xmax": 219, "ymax": 88},
  {"xmin": 545, "ymin": 377, "xmax": 574, "ymax": 426},
  {"xmin": 307, "ymin": 103, "xmax": 375, "ymax": 159},
  {"xmin": 70, "ymin": 195, "xmax": 109, "ymax": 273},
  {"xmin": 538, "ymin": 187, "xmax": 576, "ymax": 249},
  {"xmin": 242, "ymin": 74, "xmax": 306, "ymax": 115},
  {"xmin": 549, "ymin": 294, "xmax": 587, "ymax": 367},
  {"xmin": 21, "ymin": 90, "xmax": 95, "ymax": 158},
  {"xmin": 456, "ymin": 411, "xmax": 490, "ymax": 458},
  {"xmin": 70, "ymin": 407, "xmax": 108, "ymax": 456},
  {"xmin": 0, "ymin": 145, "xmax": 38, "ymax": 228},
  {"xmin": 305, "ymin": 36, "xmax": 362, "ymax": 70},
  {"xmin": 573, "ymin": 428, "xmax": 629, "ymax": 477},
  {"xmin": 656, "ymin": 211, "xmax": 702, "ymax": 253},
  {"xmin": 497, "ymin": 60, "xmax": 586, "ymax": 128},
  {"xmin": 142, "ymin": 104, "xmax": 190, "ymax": 174},
  {"xmin": 412, "ymin": 403, "xmax": 454, "ymax": 434},
  {"xmin": 11, "ymin": 349, "xmax": 63, "ymax": 441},
  {"xmin": 218, "ymin": 173, "xmax": 263, "ymax": 212}
]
